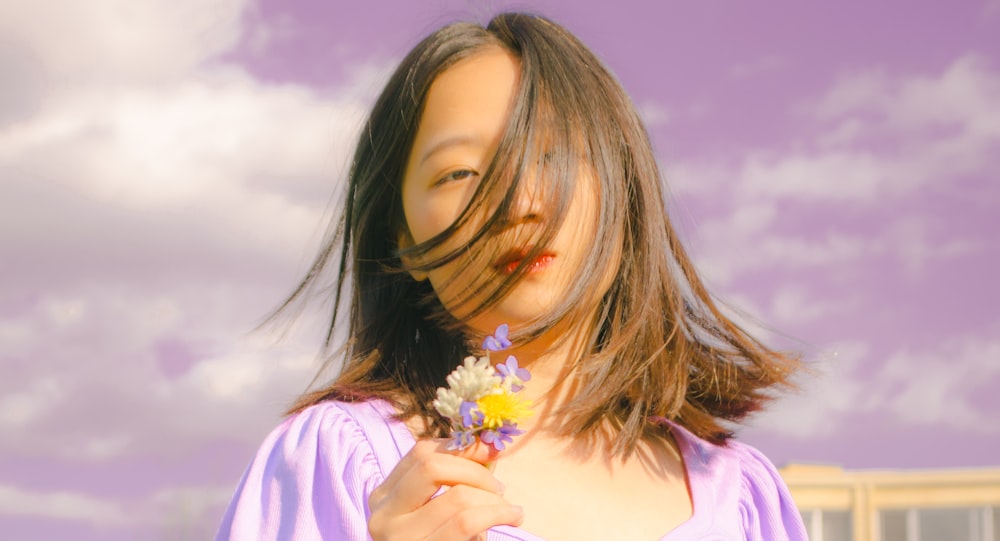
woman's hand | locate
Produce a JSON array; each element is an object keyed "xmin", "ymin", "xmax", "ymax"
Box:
[{"xmin": 368, "ymin": 439, "xmax": 523, "ymax": 541}]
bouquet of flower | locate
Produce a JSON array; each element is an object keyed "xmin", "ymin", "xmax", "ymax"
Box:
[{"xmin": 432, "ymin": 324, "xmax": 532, "ymax": 451}]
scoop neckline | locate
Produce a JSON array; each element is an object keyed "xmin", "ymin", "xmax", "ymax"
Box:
[
  {"xmin": 365, "ymin": 400, "xmax": 708, "ymax": 540},
  {"xmin": 489, "ymin": 419, "xmax": 707, "ymax": 541}
]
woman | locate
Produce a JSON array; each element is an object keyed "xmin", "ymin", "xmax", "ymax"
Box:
[{"xmin": 217, "ymin": 12, "xmax": 806, "ymax": 541}]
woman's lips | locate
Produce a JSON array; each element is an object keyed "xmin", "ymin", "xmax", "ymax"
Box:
[{"xmin": 494, "ymin": 250, "xmax": 555, "ymax": 275}]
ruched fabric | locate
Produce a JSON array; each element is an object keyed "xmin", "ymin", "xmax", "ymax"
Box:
[{"xmin": 215, "ymin": 400, "xmax": 807, "ymax": 540}]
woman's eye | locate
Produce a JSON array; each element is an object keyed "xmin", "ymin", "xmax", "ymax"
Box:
[{"xmin": 436, "ymin": 169, "xmax": 478, "ymax": 185}]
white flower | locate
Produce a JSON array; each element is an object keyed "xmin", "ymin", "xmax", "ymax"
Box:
[
  {"xmin": 432, "ymin": 387, "xmax": 463, "ymax": 420},
  {"xmin": 446, "ymin": 356, "xmax": 501, "ymax": 401},
  {"xmin": 431, "ymin": 325, "xmax": 532, "ymax": 452}
]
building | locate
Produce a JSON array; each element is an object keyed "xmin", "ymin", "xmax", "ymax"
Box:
[{"xmin": 780, "ymin": 463, "xmax": 1000, "ymax": 541}]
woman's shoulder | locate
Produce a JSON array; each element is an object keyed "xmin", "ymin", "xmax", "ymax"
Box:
[
  {"xmin": 215, "ymin": 399, "xmax": 413, "ymax": 540},
  {"xmin": 262, "ymin": 399, "xmax": 416, "ymax": 481},
  {"xmin": 666, "ymin": 421, "xmax": 787, "ymax": 492},
  {"xmin": 290, "ymin": 398, "xmax": 409, "ymax": 445},
  {"xmin": 665, "ymin": 422, "xmax": 808, "ymax": 540}
]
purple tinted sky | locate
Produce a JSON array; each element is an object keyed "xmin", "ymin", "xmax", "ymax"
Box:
[{"xmin": 1, "ymin": 0, "xmax": 998, "ymax": 538}]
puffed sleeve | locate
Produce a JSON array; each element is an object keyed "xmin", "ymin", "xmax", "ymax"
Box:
[
  {"xmin": 215, "ymin": 402, "xmax": 384, "ymax": 541},
  {"xmin": 735, "ymin": 442, "xmax": 809, "ymax": 541}
]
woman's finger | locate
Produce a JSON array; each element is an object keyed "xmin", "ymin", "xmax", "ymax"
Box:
[
  {"xmin": 369, "ymin": 439, "xmax": 503, "ymax": 516},
  {"xmin": 421, "ymin": 485, "xmax": 523, "ymax": 539},
  {"xmin": 425, "ymin": 501, "xmax": 524, "ymax": 541},
  {"xmin": 372, "ymin": 485, "xmax": 522, "ymax": 541}
]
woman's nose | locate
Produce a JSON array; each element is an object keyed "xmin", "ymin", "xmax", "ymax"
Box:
[{"xmin": 508, "ymin": 176, "xmax": 544, "ymax": 224}]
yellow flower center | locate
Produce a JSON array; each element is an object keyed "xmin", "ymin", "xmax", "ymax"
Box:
[{"xmin": 476, "ymin": 391, "xmax": 532, "ymax": 430}]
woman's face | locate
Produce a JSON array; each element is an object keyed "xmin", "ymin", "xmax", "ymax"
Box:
[{"xmin": 399, "ymin": 47, "xmax": 600, "ymax": 337}]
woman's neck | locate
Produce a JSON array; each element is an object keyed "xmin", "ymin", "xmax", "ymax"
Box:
[{"xmin": 484, "ymin": 316, "xmax": 593, "ymax": 434}]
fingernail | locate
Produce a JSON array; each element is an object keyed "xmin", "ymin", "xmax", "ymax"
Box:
[{"xmin": 495, "ymin": 479, "xmax": 506, "ymax": 493}]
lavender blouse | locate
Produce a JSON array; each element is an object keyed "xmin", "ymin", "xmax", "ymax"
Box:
[{"xmin": 216, "ymin": 400, "xmax": 807, "ymax": 540}]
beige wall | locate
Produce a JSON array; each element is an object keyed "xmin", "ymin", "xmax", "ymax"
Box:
[{"xmin": 780, "ymin": 463, "xmax": 1000, "ymax": 540}]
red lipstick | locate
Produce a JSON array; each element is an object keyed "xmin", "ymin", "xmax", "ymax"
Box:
[{"xmin": 494, "ymin": 250, "xmax": 554, "ymax": 275}]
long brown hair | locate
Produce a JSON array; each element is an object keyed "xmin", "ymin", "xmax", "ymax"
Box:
[{"xmin": 281, "ymin": 12, "xmax": 798, "ymax": 455}]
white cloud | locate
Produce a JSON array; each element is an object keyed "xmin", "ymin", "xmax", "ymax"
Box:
[
  {"xmin": 740, "ymin": 149, "xmax": 891, "ymax": 202},
  {"xmin": 0, "ymin": 72, "xmax": 365, "ymax": 260},
  {"xmin": 0, "ymin": 378, "xmax": 66, "ymax": 427},
  {"xmin": 749, "ymin": 330, "xmax": 1000, "ymax": 439},
  {"xmin": 883, "ymin": 217, "xmax": 982, "ymax": 278},
  {"xmin": 877, "ymin": 334, "xmax": 1000, "ymax": 432},
  {"xmin": 0, "ymin": 483, "xmax": 129, "ymax": 526},
  {"xmin": 0, "ymin": 2, "xmax": 394, "ymax": 538},
  {"xmin": 750, "ymin": 341, "xmax": 875, "ymax": 438},
  {"xmin": 0, "ymin": 0, "xmax": 246, "ymax": 83},
  {"xmin": 676, "ymin": 53, "xmax": 998, "ymax": 288},
  {"xmin": 637, "ymin": 100, "xmax": 670, "ymax": 126},
  {"xmin": 0, "ymin": 481, "xmax": 233, "ymax": 536},
  {"xmin": 808, "ymin": 69, "xmax": 891, "ymax": 121},
  {"xmin": 178, "ymin": 338, "xmax": 317, "ymax": 409},
  {"xmin": 769, "ymin": 284, "xmax": 856, "ymax": 326},
  {"xmin": 728, "ymin": 55, "xmax": 784, "ymax": 79},
  {"xmin": 762, "ymin": 54, "xmax": 1000, "ymax": 203},
  {"xmin": 147, "ymin": 485, "xmax": 235, "ymax": 538},
  {"xmin": 0, "ymin": 0, "xmax": 389, "ymax": 465},
  {"xmin": 712, "ymin": 291, "xmax": 777, "ymax": 345},
  {"xmin": 694, "ymin": 217, "xmax": 871, "ymax": 286},
  {"xmin": 658, "ymin": 52, "xmax": 1000, "ymax": 446},
  {"xmin": 814, "ymin": 55, "xmax": 1000, "ymax": 141},
  {"xmin": 0, "ymin": 285, "xmax": 323, "ymax": 460}
]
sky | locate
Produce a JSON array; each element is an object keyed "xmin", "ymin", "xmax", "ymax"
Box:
[{"xmin": 1, "ymin": 0, "xmax": 998, "ymax": 538}]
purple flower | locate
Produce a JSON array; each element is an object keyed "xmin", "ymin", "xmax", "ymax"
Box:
[
  {"xmin": 499, "ymin": 422, "xmax": 524, "ymax": 438},
  {"xmin": 496, "ymin": 355, "xmax": 531, "ymax": 391},
  {"xmin": 448, "ymin": 430, "xmax": 476, "ymax": 451},
  {"xmin": 459, "ymin": 401, "xmax": 481, "ymax": 428},
  {"xmin": 434, "ymin": 322, "xmax": 532, "ymax": 453},
  {"xmin": 480, "ymin": 430, "xmax": 504, "ymax": 451},
  {"xmin": 480, "ymin": 422, "xmax": 524, "ymax": 452},
  {"xmin": 482, "ymin": 323, "xmax": 512, "ymax": 351}
]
